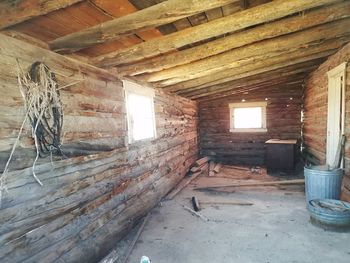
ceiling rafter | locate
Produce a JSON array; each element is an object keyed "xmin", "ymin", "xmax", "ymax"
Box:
[
  {"xmin": 178, "ymin": 59, "xmax": 324, "ymax": 95},
  {"xmin": 0, "ymin": 0, "xmax": 85, "ymax": 30},
  {"xmin": 180, "ymin": 63, "xmax": 322, "ymax": 99},
  {"xmin": 138, "ymin": 18, "xmax": 350, "ymax": 84},
  {"xmin": 117, "ymin": 1, "xmax": 350, "ymax": 77},
  {"xmin": 94, "ymin": 0, "xmax": 340, "ymax": 67},
  {"xmin": 49, "ymin": 0, "xmax": 237, "ymax": 52},
  {"xmin": 198, "ymin": 80, "xmax": 304, "ymax": 101},
  {"xmin": 161, "ymin": 36, "xmax": 349, "ymax": 92}
]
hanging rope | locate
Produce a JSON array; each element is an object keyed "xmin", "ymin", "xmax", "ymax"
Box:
[{"xmin": 25, "ymin": 61, "xmax": 64, "ymax": 157}]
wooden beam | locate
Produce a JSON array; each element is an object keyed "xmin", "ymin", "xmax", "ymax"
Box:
[
  {"xmin": 161, "ymin": 36, "xmax": 348, "ymax": 92},
  {"xmin": 117, "ymin": 1, "xmax": 350, "ymax": 76},
  {"xmin": 178, "ymin": 60, "xmax": 321, "ymax": 95},
  {"xmin": 143, "ymin": 19, "xmax": 350, "ymax": 84},
  {"xmin": 49, "ymin": 0, "xmax": 237, "ymax": 52},
  {"xmin": 190, "ymin": 76, "xmax": 306, "ymax": 100},
  {"xmin": 194, "ymin": 179, "xmax": 305, "ymax": 190},
  {"xmin": 182, "ymin": 65, "xmax": 319, "ymax": 99},
  {"xmin": 0, "ymin": 0, "xmax": 84, "ymax": 29},
  {"xmin": 95, "ymin": 0, "xmax": 340, "ymax": 67},
  {"xmin": 198, "ymin": 81, "xmax": 305, "ymax": 101},
  {"xmin": 179, "ymin": 58, "xmax": 324, "ymax": 92}
]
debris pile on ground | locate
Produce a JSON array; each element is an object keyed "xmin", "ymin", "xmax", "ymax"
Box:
[{"xmin": 166, "ymin": 156, "xmax": 211, "ymax": 200}]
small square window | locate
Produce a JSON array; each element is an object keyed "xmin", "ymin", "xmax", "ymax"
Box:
[
  {"xmin": 123, "ymin": 80, "xmax": 156, "ymax": 143},
  {"xmin": 229, "ymin": 102, "xmax": 267, "ymax": 132}
]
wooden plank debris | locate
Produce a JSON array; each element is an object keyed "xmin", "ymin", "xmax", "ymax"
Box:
[
  {"xmin": 225, "ymin": 165, "xmax": 251, "ymax": 171},
  {"xmin": 122, "ymin": 213, "xmax": 150, "ymax": 263},
  {"xmin": 182, "ymin": 205, "xmax": 209, "ymax": 222},
  {"xmin": 194, "ymin": 179, "xmax": 305, "ymax": 190},
  {"xmin": 213, "ymin": 163, "xmax": 222, "ymax": 173},
  {"xmin": 199, "ymin": 201, "xmax": 253, "ymax": 206},
  {"xmin": 209, "ymin": 161, "xmax": 216, "ymax": 176},
  {"xmin": 165, "ymin": 171, "xmax": 201, "ymax": 200},
  {"xmin": 194, "ymin": 156, "xmax": 210, "ymax": 167}
]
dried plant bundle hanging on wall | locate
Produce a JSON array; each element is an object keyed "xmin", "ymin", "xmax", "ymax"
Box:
[
  {"xmin": 0, "ymin": 61, "xmax": 64, "ymax": 204},
  {"xmin": 20, "ymin": 61, "xmax": 64, "ymax": 157}
]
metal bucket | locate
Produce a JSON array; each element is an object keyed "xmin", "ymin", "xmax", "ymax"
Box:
[
  {"xmin": 304, "ymin": 165, "xmax": 343, "ymax": 203},
  {"xmin": 308, "ymin": 199, "xmax": 350, "ymax": 229}
]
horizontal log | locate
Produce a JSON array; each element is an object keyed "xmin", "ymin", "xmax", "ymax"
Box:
[
  {"xmin": 162, "ymin": 38, "xmax": 344, "ymax": 91},
  {"xmin": 191, "ymin": 76, "xmax": 306, "ymax": 101},
  {"xmin": 0, "ymin": 0, "xmax": 84, "ymax": 29},
  {"xmin": 180, "ymin": 63, "xmax": 319, "ymax": 98},
  {"xmin": 142, "ymin": 19, "xmax": 350, "ymax": 83},
  {"xmin": 118, "ymin": 1, "xmax": 350, "ymax": 76},
  {"xmin": 0, "ymin": 33, "xmax": 119, "ymax": 83},
  {"xmin": 0, "ymin": 33, "xmax": 199, "ymax": 263},
  {"xmin": 95, "ymin": 0, "xmax": 338, "ymax": 67},
  {"xmin": 50, "ymin": 0, "xmax": 236, "ymax": 52}
]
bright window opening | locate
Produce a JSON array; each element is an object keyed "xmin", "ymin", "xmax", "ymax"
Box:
[
  {"xmin": 124, "ymin": 80, "xmax": 156, "ymax": 143},
  {"xmin": 229, "ymin": 102, "xmax": 267, "ymax": 132}
]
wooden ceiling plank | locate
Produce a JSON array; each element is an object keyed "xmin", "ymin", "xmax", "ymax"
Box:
[
  {"xmin": 196, "ymin": 79, "xmax": 305, "ymax": 101},
  {"xmin": 92, "ymin": 0, "xmax": 164, "ymax": 41},
  {"xmin": 157, "ymin": 35, "xmax": 350, "ymax": 88},
  {"xmin": 49, "ymin": 0, "xmax": 237, "ymax": 52},
  {"xmin": 128, "ymin": 0, "xmax": 178, "ymax": 35},
  {"xmin": 197, "ymin": 81, "xmax": 304, "ymax": 101},
  {"xmin": 186, "ymin": 59, "xmax": 324, "ymax": 91},
  {"xmin": 162, "ymin": 37, "xmax": 347, "ymax": 92},
  {"xmin": 180, "ymin": 63, "xmax": 320, "ymax": 97},
  {"xmin": 191, "ymin": 77, "xmax": 305, "ymax": 100},
  {"xmin": 117, "ymin": 1, "xmax": 350, "ymax": 76},
  {"xmin": 185, "ymin": 65, "xmax": 319, "ymax": 99},
  {"xmin": 221, "ymin": 2, "xmax": 242, "ymax": 16},
  {"xmin": 205, "ymin": 7, "xmax": 223, "ymax": 21},
  {"xmin": 187, "ymin": 13, "xmax": 209, "ymax": 27},
  {"xmin": 172, "ymin": 18, "xmax": 193, "ymax": 31},
  {"xmin": 142, "ymin": 18, "xmax": 350, "ymax": 83},
  {"xmin": 0, "ymin": 0, "xmax": 84, "ymax": 29},
  {"xmin": 95, "ymin": 0, "xmax": 340, "ymax": 67}
]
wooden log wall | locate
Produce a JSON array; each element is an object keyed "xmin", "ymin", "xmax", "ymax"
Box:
[
  {"xmin": 0, "ymin": 34, "xmax": 198, "ymax": 262},
  {"xmin": 198, "ymin": 86, "xmax": 302, "ymax": 165},
  {"xmin": 303, "ymin": 42, "xmax": 350, "ymax": 202}
]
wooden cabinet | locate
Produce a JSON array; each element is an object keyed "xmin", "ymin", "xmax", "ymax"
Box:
[{"xmin": 265, "ymin": 139, "xmax": 298, "ymax": 172}]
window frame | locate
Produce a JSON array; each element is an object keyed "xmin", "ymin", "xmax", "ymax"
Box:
[
  {"xmin": 229, "ymin": 101, "xmax": 267, "ymax": 133},
  {"xmin": 123, "ymin": 80, "xmax": 157, "ymax": 144}
]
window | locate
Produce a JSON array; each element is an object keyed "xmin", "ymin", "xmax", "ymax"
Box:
[
  {"xmin": 123, "ymin": 80, "xmax": 156, "ymax": 143},
  {"xmin": 229, "ymin": 101, "xmax": 267, "ymax": 132}
]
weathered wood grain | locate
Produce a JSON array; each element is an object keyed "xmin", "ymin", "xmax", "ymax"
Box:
[
  {"xmin": 0, "ymin": 0, "xmax": 84, "ymax": 29},
  {"xmin": 141, "ymin": 19, "xmax": 350, "ymax": 83},
  {"xmin": 0, "ymin": 34, "xmax": 198, "ymax": 263},
  {"xmin": 49, "ymin": 0, "xmax": 237, "ymax": 52},
  {"xmin": 198, "ymin": 86, "xmax": 302, "ymax": 165},
  {"xmin": 180, "ymin": 64, "xmax": 319, "ymax": 99},
  {"xmin": 162, "ymin": 38, "xmax": 345, "ymax": 92},
  {"xmin": 118, "ymin": 2, "xmax": 350, "ymax": 76},
  {"xmin": 95, "ymin": 0, "xmax": 340, "ymax": 67},
  {"xmin": 303, "ymin": 42, "xmax": 350, "ymax": 202}
]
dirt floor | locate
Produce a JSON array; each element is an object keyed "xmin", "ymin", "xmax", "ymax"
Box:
[{"xmin": 103, "ymin": 167, "xmax": 350, "ymax": 263}]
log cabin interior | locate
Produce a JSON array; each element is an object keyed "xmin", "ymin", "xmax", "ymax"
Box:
[{"xmin": 1, "ymin": 0, "xmax": 350, "ymax": 262}]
